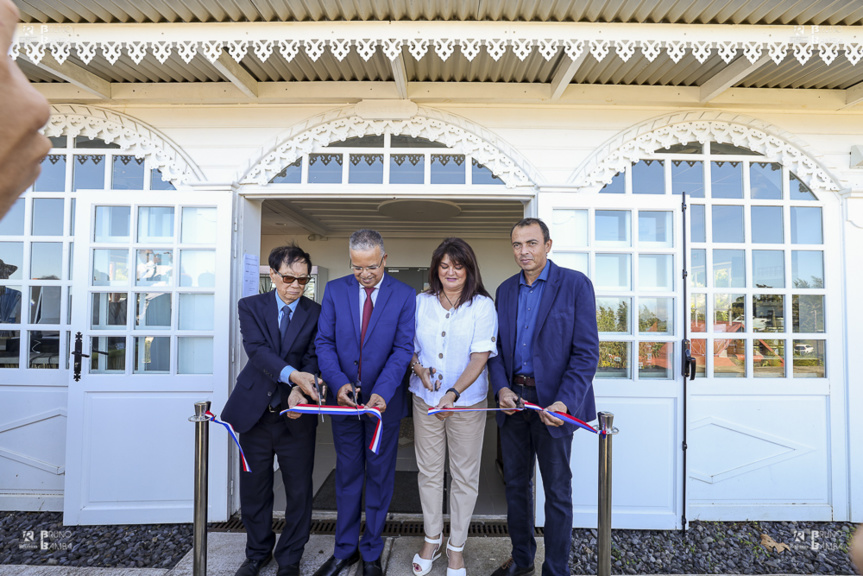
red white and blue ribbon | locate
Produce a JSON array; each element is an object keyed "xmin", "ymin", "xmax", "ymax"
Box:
[
  {"xmin": 427, "ymin": 401, "xmax": 602, "ymax": 435},
  {"xmin": 205, "ymin": 410, "xmax": 251, "ymax": 472},
  {"xmin": 281, "ymin": 404, "xmax": 384, "ymax": 454}
]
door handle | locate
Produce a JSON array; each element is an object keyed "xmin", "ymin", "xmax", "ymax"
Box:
[
  {"xmin": 682, "ymin": 343, "xmax": 697, "ymax": 381},
  {"xmin": 71, "ymin": 332, "xmax": 89, "ymax": 382}
]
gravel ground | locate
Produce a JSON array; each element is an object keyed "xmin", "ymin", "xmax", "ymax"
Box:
[{"xmin": 1, "ymin": 511, "xmax": 858, "ymax": 574}]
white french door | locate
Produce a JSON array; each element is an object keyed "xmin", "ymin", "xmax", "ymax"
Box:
[{"xmin": 64, "ymin": 189, "xmax": 231, "ymax": 525}]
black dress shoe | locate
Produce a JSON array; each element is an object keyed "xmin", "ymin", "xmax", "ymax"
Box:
[
  {"xmin": 235, "ymin": 557, "xmax": 271, "ymax": 576},
  {"xmin": 278, "ymin": 563, "xmax": 300, "ymax": 576},
  {"xmin": 313, "ymin": 551, "xmax": 361, "ymax": 576},
  {"xmin": 490, "ymin": 557, "xmax": 535, "ymax": 576},
  {"xmin": 362, "ymin": 557, "xmax": 382, "ymax": 576}
]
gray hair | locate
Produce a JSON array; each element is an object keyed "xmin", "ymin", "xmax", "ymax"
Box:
[{"xmin": 349, "ymin": 229, "xmax": 385, "ymax": 253}]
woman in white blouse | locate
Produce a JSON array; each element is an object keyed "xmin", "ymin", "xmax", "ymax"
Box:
[{"xmin": 409, "ymin": 238, "xmax": 498, "ymax": 576}]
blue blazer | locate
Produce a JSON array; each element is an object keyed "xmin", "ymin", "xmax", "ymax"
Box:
[
  {"xmin": 315, "ymin": 273, "xmax": 416, "ymax": 423},
  {"xmin": 488, "ymin": 260, "xmax": 599, "ymax": 437},
  {"xmin": 221, "ymin": 292, "xmax": 321, "ymax": 435}
]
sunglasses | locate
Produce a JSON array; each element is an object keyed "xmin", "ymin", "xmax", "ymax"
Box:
[{"xmin": 273, "ymin": 272, "xmax": 311, "ymax": 286}]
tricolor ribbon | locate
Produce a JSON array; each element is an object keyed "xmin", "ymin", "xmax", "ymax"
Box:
[
  {"xmin": 281, "ymin": 404, "xmax": 385, "ymax": 454},
  {"xmin": 427, "ymin": 401, "xmax": 602, "ymax": 435},
  {"xmin": 205, "ymin": 410, "xmax": 251, "ymax": 472}
]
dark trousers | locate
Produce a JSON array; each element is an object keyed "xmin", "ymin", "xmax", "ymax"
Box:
[
  {"xmin": 500, "ymin": 385, "xmax": 574, "ymax": 576},
  {"xmin": 331, "ymin": 414, "xmax": 401, "ymax": 562},
  {"xmin": 239, "ymin": 409, "xmax": 316, "ymax": 567}
]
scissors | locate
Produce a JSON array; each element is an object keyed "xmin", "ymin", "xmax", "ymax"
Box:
[
  {"xmin": 349, "ymin": 382, "xmax": 362, "ymax": 420},
  {"xmin": 314, "ymin": 374, "xmax": 324, "ymax": 422},
  {"xmin": 514, "ymin": 390, "xmax": 525, "ymax": 411}
]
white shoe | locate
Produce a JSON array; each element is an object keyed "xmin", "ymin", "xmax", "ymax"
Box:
[
  {"xmin": 412, "ymin": 535, "xmax": 442, "ymax": 576},
  {"xmin": 446, "ymin": 540, "xmax": 466, "ymax": 576}
]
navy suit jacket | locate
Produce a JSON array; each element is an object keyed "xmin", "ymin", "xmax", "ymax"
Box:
[
  {"xmin": 222, "ymin": 292, "xmax": 321, "ymax": 435},
  {"xmin": 488, "ymin": 259, "xmax": 599, "ymax": 438},
  {"xmin": 315, "ymin": 273, "xmax": 416, "ymax": 423}
]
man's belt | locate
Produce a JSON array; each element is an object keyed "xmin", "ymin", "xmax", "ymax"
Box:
[{"xmin": 512, "ymin": 374, "xmax": 536, "ymax": 387}]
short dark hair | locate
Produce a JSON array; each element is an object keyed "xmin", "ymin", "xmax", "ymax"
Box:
[
  {"xmin": 511, "ymin": 218, "xmax": 550, "ymax": 243},
  {"xmin": 425, "ymin": 238, "xmax": 490, "ymax": 308},
  {"xmin": 268, "ymin": 244, "xmax": 312, "ymax": 275}
]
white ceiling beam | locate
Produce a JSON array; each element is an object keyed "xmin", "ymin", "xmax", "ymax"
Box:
[
  {"xmin": 265, "ymin": 202, "xmax": 331, "ymax": 237},
  {"xmin": 23, "ymin": 51, "xmax": 111, "ymax": 99},
  {"xmin": 844, "ymin": 82, "xmax": 863, "ymax": 109},
  {"xmin": 211, "ymin": 49, "xmax": 258, "ymax": 99},
  {"xmin": 390, "ymin": 52, "xmax": 408, "ymax": 99},
  {"xmin": 699, "ymin": 54, "xmax": 772, "ymax": 103},
  {"xmin": 549, "ymin": 49, "xmax": 589, "ymax": 101}
]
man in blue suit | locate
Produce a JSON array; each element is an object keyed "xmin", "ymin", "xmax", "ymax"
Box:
[
  {"xmin": 314, "ymin": 229, "xmax": 416, "ymax": 576},
  {"xmin": 488, "ymin": 218, "xmax": 599, "ymax": 576},
  {"xmin": 221, "ymin": 244, "xmax": 324, "ymax": 576}
]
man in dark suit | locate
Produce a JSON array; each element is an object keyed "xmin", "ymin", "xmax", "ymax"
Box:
[
  {"xmin": 314, "ymin": 229, "xmax": 415, "ymax": 576},
  {"xmin": 488, "ymin": 218, "xmax": 599, "ymax": 576},
  {"xmin": 221, "ymin": 244, "xmax": 324, "ymax": 576}
]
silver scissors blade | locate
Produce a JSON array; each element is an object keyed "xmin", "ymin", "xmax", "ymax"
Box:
[
  {"xmin": 351, "ymin": 382, "xmax": 361, "ymax": 419},
  {"xmin": 314, "ymin": 374, "xmax": 323, "ymax": 422}
]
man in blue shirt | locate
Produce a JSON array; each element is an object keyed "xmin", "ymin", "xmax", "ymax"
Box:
[{"xmin": 488, "ymin": 218, "xmax": 599, "ymax": 576}]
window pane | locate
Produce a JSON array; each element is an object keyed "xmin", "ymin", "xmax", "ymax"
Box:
[
  {"xmin": 91, "ymin": 293, "xmax": 128, "ymax": 329},
  {"xmin": 792, "ymin": 340, "xmax": 825, "ymax": 378},
  {"xmin": 112, "ymin": 156, "xmax": 145, "ymax": 189},
  {"xmin": 595, "ymin": 254, "xmax": 631, "ymax": 290},
  {"xmin": 793, "ymin": 295, "xmax": 825, "ymax": 333},
  {"xmin": 181, "ymin": 207, "xmax": 217, "ymax": 244},
  {"xmin": 554, "ymin": 252, "xmax": 588, "ymax": 275},
  {"xmin": 390, "ymin": 135, "xmax": 446, "ymax": 148},
  {"xmin": 90, "ymin": 336, "xmax": 125, "ymax": 373},
  {"xmin": 348, "ymin": 154, "xmax": 383, "ymax": 184},
  {"xmin": 672, "ymin": 160, "xmax": 704, "ymax": 198},
  {"xmin": 179, "ymin": 294, "xmax": 214, "ymax": 330},
  {"xmin": 180, "ymin": 250, "xmax": 215, "ymax": 287},
  {"xmin": 430, "ymin": 155, "xmax": 465, "ymax": 184},
  {"xmin": 0, "ymin": 285, "xmax": 22, "ymax": 324},
  {"xmin": 712, "ymin": 206, "xmax": 744, "ymax": 243},
  {"xmin": 639, "ymin": 255, "xmax": 673, "ymax": 291},
  {"xmin": 750, "ymin": 162, "xmax": 782, "ymax": 200},
  {"xmin": 74, "ymin": 136, "xmax": 119, "ymax": 149},
  {"xmin": 31, "ymin": 243, "xmax": 63, "ymax": 279},
  {"xmin": 639, "ymin": 297, "xmax": 672, "ymax": 334},
  {"xmin": 29, "ymin": 330, "xmax": 59, "ymax": 369},
  {"xmin": 0, "ymin": 243, "xmax": 24, "ymax": 279},
  {"xmin": 690, "ymin": 204, "xmax": 706, "ymax": 243},
  {"xmin": 639, "ymin": 342, "xmax": 673, "ymax": 379},
  {"xmin": 73, "ymin": 155, "xmax": 105, "ymax": 190},
  {"xmin": 30, "ymin": 286, "xmax": 61, "ymax": 324},
  {"xmin": 138, "ymin": 207, "xmax": 175, "ymax": 243},
  {"xmin": 136, "ymin": 249, "xmax": 173, "ymax": 287},
  {"xmin": 150, "ymin": 169, "xmax": 176, "ymax": 190},
  {"xmin": 472, "ymin": 159, "xmax": 504, "ymax": 185},
  {"xmin": 0, "ymin": 199, "xmax": 25, "ymax": 235},
  {"xmin": 94, "ymin": 206, "xmax": 131, "ymax": 242},
  {"xmin": 597, "ymin": 341, "xmax": 630, "ymax": 378},
  {"xmin": 789, "ymin": 173, "xmax": 817, "ymax": 201},
  {"xmin": 754, "ymin": 339, "xmax": 785, "ymax": 378},
  {"xmin": 713, "ymin": 249, "xmax": 745, "ymax": 288},
  {"xmin": 691, "ymin": 293, "xmax": 706, "ymax": 332},
  {"xmin": 92, "ymin": 249, "xmax": 130, "ymax": 286},
  {"xmin": 600, "ymin": 171, "xmax": 625, "ymax": 194},
  {"xmin": 691, "ymin": 249, "xmax": 706, "ymax": 287},
  {"xmin": 632, "ymin": 160, "xmax": 665, "ymax": 194},
  {"xmin": 753, "ymin": 294, "xmax": 784, "ymax": 333},
  {"xmin": 308, "ymin": 153, "xmax": 343, "ymax": 183},
  {"xmin": 596, "ymin": 298, "xmax": 630, "ymax": 334},
  {"xmin": 752, "ymin": 250, "xmax": 785, "ymax": 288},
  {"xmin": 33, "ymin": 155, "xmax": 67, "ymax": 192},
  {"xmin": 714, "ymin": 339, "xmax": 745, "ymax": 377},
  {"xmin": 659, "ymin": 142, "xmax": 702, "ymax": 154},
  {"xmin": 32, "ymin": 198, "xmax": 65, "ymax": 236},
  {"xmin": 714, "ymin": 294, "xmax": 745, "ymax": 333},
  {"xmin": 791, "ymin": 250, "xmax": 824, "ymax": 288},
  {"xmin": 552, "ymin": 209, "xmax": 588, "ymax": 248},
  {"xmin": 711, "ymin": 161, "xmax": 743, "ymax": 199},
  {"xmin": 639, "ymin": 211, "xmax": 672, "ymax": 246},
  {"xmin": 135, "ymin": 293, "xmax": 172, "ymax": 329},
  {"xmin": 690, "ymin": 339, "xmax": 706, "ymax": 375},
  {"xmin": 791, "ymin": 207, "xmax": 822, "ymax": 244},
  {"xmin": 328, "ymin": 135, "xmax": 385, "ymax": 147},
  {"xmin": 134, "ymin": 336, "xmax": 170, "ymax": 374},
  {"xmin": 750, "ymin": 206, "xmax": 783, "ymax": 243},
  {"xmin": 390, "ymin": 154, "xmax": 424, "ymax": 184},
  {"xmin": 595, "ymin": 211, "xmax": 631, "ymax": 246},
  {"xmin": 178, "ymin": 337, "xmax": 213, "ymax": 374},
  {"xmin": 0, "ymin": 331, "xmax": 20, "ymax": 368}
]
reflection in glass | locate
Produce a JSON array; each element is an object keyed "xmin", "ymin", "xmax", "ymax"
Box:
[
  {"xmin": 33, "ymin": 155, "xmax": 66, "ymax": 192},
  {"xmin": 134, "ymin": 336, "xmax": 170, "ymax": 373},
  {"xmin": 74, "ymin": 136, "xmax": 119, "ymax": 149},
  {"xmin": 179, "ymin": 337, "xmax": 213, "ymax": 374},
  {"xmin": 472, "ymin": 159, "xmax": 504, "ymax": 185},
  {"xmin": 791, "ymin": 250, "xmax": 824, "ymax": 288},
  {"xmin": 691, "ymin": 249, "xmax": 706, "ymax": 287},
  {"xmin": 0, "ymin": 243, "xmax": 24, "ymax": 279},
  {"xmin": 329, "ymin": 135, "xmax": 385, "ymax": 147},
  {"xmin": 792, "ymin": 340, "xmax": 825, "ymax": 378},
  {"xmin": 712, "ymin": 205, "xmax": 744, "ymax": 243},
  {"xmin": 308, "ymin": 153, "xmax": 343, "ymax": 183},
  {"xmin": 753, "ymin": 294, "xmax": 784, "ymax": 333},
  {"xmin": 691, "ymin": 294, "xmax": 706, "ymax": 332},
  {"xmin": 790, "ymin": 173, "xmax": 818, "ymax": 201},
  {"xmin": 791, "ymin": 207, "xmax": 823, "ymax": 244},
  {"xmin": 32, "ymin": 198, "xmax": 65, "ymax": 236},
  {"xmin": 431, "ymin": 155, "xmax": 465, "ymax": 184},
  {"xmin": 595, "ymin": 254, "xmax": 631, "ymax": 290},
  {"xmin": 90, "ymin": 336, "xmax": 125, "ymax": 373},
  {"xmin": 554, "ymin": 252, "xmax": 588, "ymax": 275},
  {"xmin": 752, "ymin": 250, "xmax": 785, "ymax": 288},
  {"xmin": 91, "ymin": 293, "xmax": 128, "ymax": 328},
  {"xmin": 596, "ymin": 298, "xmax": 629, "ymax": 334},
  {"xmin": 0, "ymin": 199, "xmax": 24, "ymax": 235},
  {"xmin": 390, "ymin": 154, "xmax": 424, "ymax": 184},
  {"xmin": 600, "ymin": 171, "xmax": 624, "ymax": 194},
  {"xmin": 179, "ymin": 294, "xmax": 214, "ymax": 330},
  {"xmin": 639, "ymin": 342, "xmax": 673, "ymax": 379},
  {"xmin": 750, "ymin": 162, "xmax": 782, "ymax": 199},
  {"xmin": 714, "ymin": 339, "xmax": 746, "ymax": 377},
  {"xmin": 0, "ymin": 330, "xmax": 19, "ymax": 368},
  {"xmin": 690, "ymin": 339, "xmax": 706, "ymax": 375},
  {"xmin": 92, "ymin": 249, "xmax": 129, "ymax": 286},
  {"xmin": 711, "ymin": 143, "xmax": 760, "ymax": 155},
  {"xmin": 390, "ymin": 135, "xmax": 445, "ymax": 148},
  {"xmin": 136, "ymin": 293, "xmax": 172, "ymax": 329},
  {"xmin": 672, "ymin": 160, "xmax": 704, "ymax": 197},
  {"xmin": 639, "ymin": 255, "xmax": 673, "ymax": 291},
  {"xmin": 150, "ymin": 169, "xmax": 176, "ymax": 190},
  {"xmin": 28, "ymin": 330, "xmax": 59, "ymax": 369},
  {"xmin": 270, "ymin": 159, "xmax": 302, "ymax": 184},
  {"xmin": 659, "ymin": 142, "xmax": 702, "ymax": 154},
  {"xmin": 632, "ymin": 160, "xmax": 664, "ymax": 194},
  {"xmin": 348, "ymin": 154, "xmax": 383, "ymax": 184},
  {"xmin": 597, "ymin": 341, "xmax": 630, "ymax": 378},
  {"xmin": 136, "ymin": 250, "xmax": 173, "ymax": 286},
  {"xmin": 73, "ymin": 155, "xmax": 105, "ymax": 190},
  {"xmin": 112, "ymin": 156, "xmax": 146, "ymax": 189},
  {"xmin": 711, "ymin": 161, "xmax": 743, "ymax": 199},
  {"xmin": 552, "ymin": 209, "xmax": 588, "ymax": 248},
  {"xmin": 180, "ymin": 250, "xmax": 215, "ymax": 287},
  {"xmin": 639, "ymin": 211, "xmax": 672, "ymax": 246},
  {"xmin": 639, "ymin": 298, "xmax": 672, "ymax": 334},
  {"xmin": 30, "ymin": 286, "xmax": 61, "ymax": 324},
  {"xmin": 31, "ymin": 243, "xmax": 63, "ymax": 279},
  {"xmin": 793, "ymin": 295, "xmax": 825, "ymax": 333},
  {"xmin": 595, "ymin": 211, "xmax": 630, "ymax": 245},
  {"xmin": 713, "ymin": 249, "xmax": 745, "ymax": 288},
  {"xmin": 94, "ymin": 206, "xmax": 131, "ymax": 242},
  {"xmin": 751, "ymin": 206, "xmax": 783, "ymax": 243},
  {"xmin": 714, "ymin": 294, "xmax": 745, "ymax": 333},
  {"xmin": 138, "ymin": 207, "xmax": 174, "ymax": 242},
  {"xmin": 754, "ymin": 339, "xmax": 785, "ymax": 377},
  {"xmin": 691, "ymin": 204, "xmax": 706, "ymax": 243},
  {"xmin": 70, "ymin": 199, "xmax": 76, "ymax": 236},
  {"xmin": 181, "ymin": 207, "xmax": 217, "ymax": 244},
  {"xmin": 0, "ymin": 285, "xmax": 22, "ymax": 324}
]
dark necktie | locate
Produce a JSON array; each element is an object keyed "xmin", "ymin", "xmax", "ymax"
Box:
[
  {"xmin": 358, "ymin": 287, "xmax": 374, "ymax": 381},
  {"xmin": 279, "ymin": 306, "xmax": 291, "ymax": 355}
]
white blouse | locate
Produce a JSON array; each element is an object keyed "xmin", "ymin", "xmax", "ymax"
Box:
[{"xmin": 410, "ymin": 292, "xmax": 499, "ymax": 408}]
